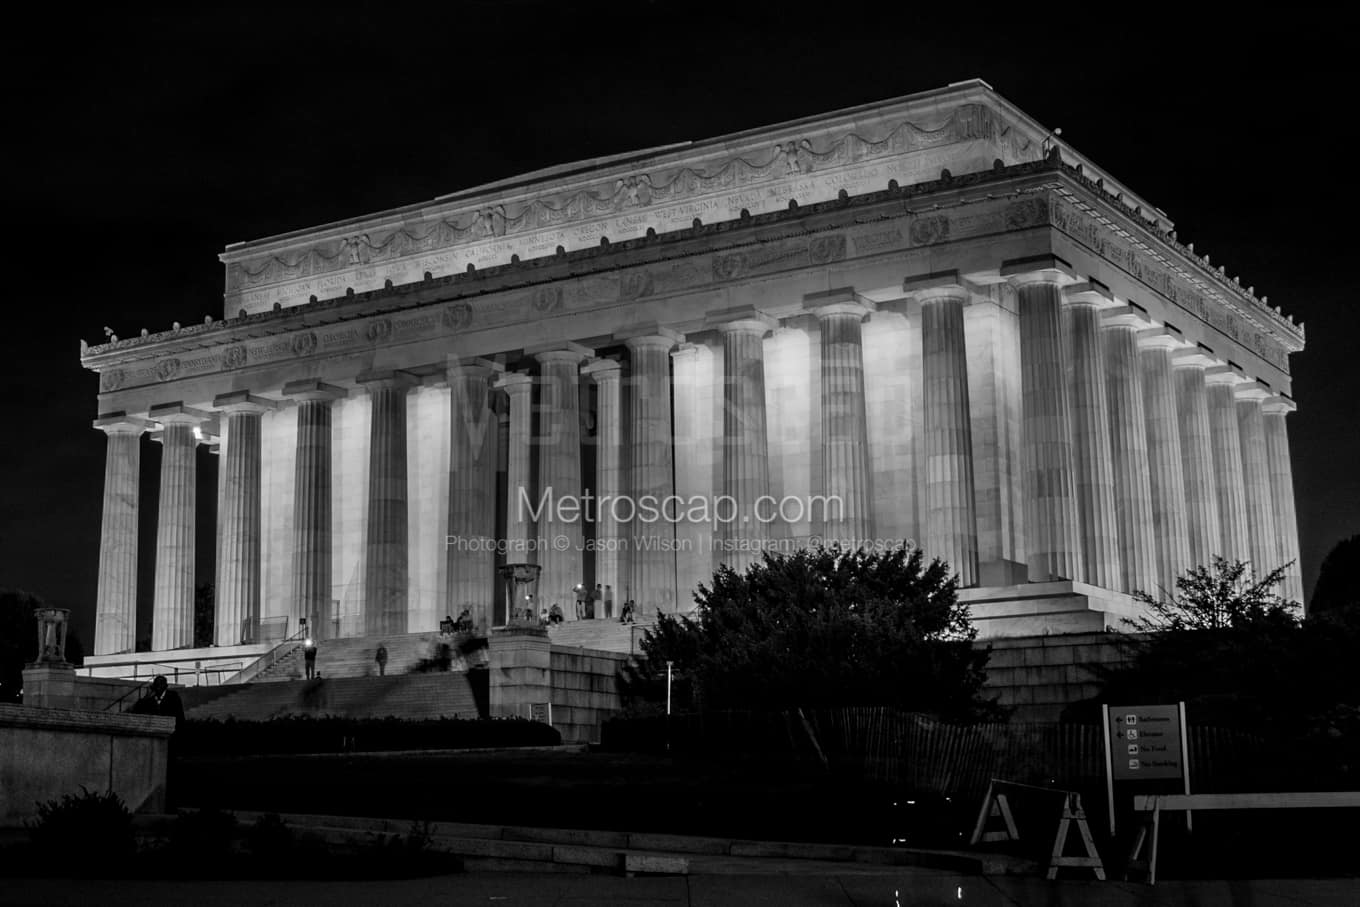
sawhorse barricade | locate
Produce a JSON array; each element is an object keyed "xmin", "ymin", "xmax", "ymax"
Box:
[
  {"xmin": 1128, "ymin": 791, "xmax": 1360, "ymax": 884},
  {"xmin": 971, "ymin": 779, "xmax": 1105, "ymax": 880}
]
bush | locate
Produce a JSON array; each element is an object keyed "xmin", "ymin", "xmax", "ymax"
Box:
[
  {"xmin": 169, "ymin": 807, "xmax": 238, "ymax": 862},
  {"xmin": 176, "ymin": 715, "xmax": 560, "ymax": 756},
  {"xmin": 27, "ymin": 788, "xmax": 135, "ymax": 874}
]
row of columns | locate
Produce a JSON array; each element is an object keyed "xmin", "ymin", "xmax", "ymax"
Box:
[{"xmin": 91, "ymin": 266, "xmax": 1304, "ymax": 654}]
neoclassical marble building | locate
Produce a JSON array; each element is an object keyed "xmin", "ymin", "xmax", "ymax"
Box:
[{"xmin": 80, "ymin": 80, "xmax": 1305, "ymax": 668}]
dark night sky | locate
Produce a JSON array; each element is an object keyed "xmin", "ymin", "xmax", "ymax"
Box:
[{"xmin": 2, "ymin": 7, "xmax": 1356, "ymax": 650}]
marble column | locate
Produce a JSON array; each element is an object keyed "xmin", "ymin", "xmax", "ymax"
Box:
[
  {"xmin": 1101, "ymin": 309, "xmax": 1158, "ymax": 596},
  {"xmin": 447, "ymin": 359, "xmax": 503, "ymax": 632},
  {"xmin": 583, "ymin": 358, "xmax": 623, "ymax": 618},
  {"xmin": 1206, "ymin": 368, "xmax": 1251, "ymax": 565},
  {"xmin": 1172, "ymin": 352, "xmax": 1221, "ymax": 567},
  {"xmin": 498, "ymin": 373, "xmax": 535, "ymax": 559},
  {"xmin": 150, "ymin": 403, "xmax": 206, "ymax": 651},
  {"xmin": 712, "ymin": 309, "xmax": 776, "ymax": 572},
  {"xmin": 1236, "ymin": 382, "xmax": 1278, "ymax": 579},
  {"xmin": 212, "ymin": 393, "xmax": 272, "ymax": 647},
  {"xmin": 93, "ymin": 414, "xmax": 147, "ymax": 655},
  {"xmin": 285, "ymin": 380, "xmax": 343, "ymax": 641},
  {"xmin": 1063, "ymin": 283, "xmax": 1121, "ymax": 589},
  {"xmin": 1263, "ymin": 396, "xmax": 1303, "ymax": 603},
  {"xmin": 1006, "ymin": 265, "xmax": 1083, "ymax": 582},
  {"xmin": 807, "ymin": 292, "xmax": 874, "ymax": 547},
  {"xmin": 912, "ymin": 280, "xmax": 977, "ymax": 586},
  {"xmin": 623, "ymin": 330, "xmax": 680, "ymax": 616},
  {"xmin": 533, "ymin": 345, "xmax": 589, "ymax": 617},
  {"xmin": 359, "ymin": 371, "xmax": 414, "ymax": 636},
  {"xmin": 1137, "ymin": 331, "xmax": 1192, "ymax": 595}
]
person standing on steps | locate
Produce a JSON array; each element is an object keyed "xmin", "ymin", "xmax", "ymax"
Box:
[
  {"xmin": 303, "ymin": 637, "xmax": 318, "ymax": 679},
  {"xmin": 375, "ymin": 643, "xmax": 388, "ymax": 676}
]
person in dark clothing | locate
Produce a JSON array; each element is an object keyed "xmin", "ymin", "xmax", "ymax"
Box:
[
  {"xmin": 130, "ymin": 675, "xmax": 185, "ymax": 728},
  {"xmin": 375, "ymin": 643, "xmax": 388, "ymax": 676},
  {"xmin": 303, "ymin": 638, "xmax": 318, "ymax": 679},
  {"xmin": 549, "ymin": 602, "xmax": 564, "ymax": 624}
]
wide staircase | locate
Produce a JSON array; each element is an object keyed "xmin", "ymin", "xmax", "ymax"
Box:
[
  {"xmin": 546, "ymin": 618, "xmax": 651, "ymax": 654},
  {"xmin": 238, "ymin": 632, "xmax": 479, "ymax": 683},
  {"xmin": 184, "ymin": 672, "xmax": 481, "ymax": 721}
]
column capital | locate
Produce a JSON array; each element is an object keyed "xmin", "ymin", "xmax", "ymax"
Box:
[
  {"xmin": 1064, "ymin": 280, "xmax": 1118, "ymax": 309},
  {"xmin": 581, "ymin": 358, "xmax": 623, "ymax": 381},
  {"xmin": 93, "ymin": 411, "xmax": 151, "ymax": 435},
  {"xmin": 212, "ymin": 391, "xmax": 278, "ymax": 414},
  {"xmin": 1171, "ymin": 348, "xmax": 1218, "ymax": 369},
  {"xmin": 445, "ymin": 356, "xmax": 504, "ymax": 381},
  {"xmin": 1102, "ymin": 306, "xmax": 1155, "ymax": 330},
  {"xmin": 494, "ymin": 371, "xmax": 535, "ymax": 395},
  {"xmin": 1205, "ymin": 365, "xmax": 1250, "ymax": 387},
  {"xmin": 706, "ymin": 305, "xmax": 777, "ymax": 335},
  {"xmin": 281, "ymin": 379, "xmax": 346, "ymax": 402},
  {"xmin": 1000, "ymin": 254, "xmax": 1078, "ymax": 288},
  {"xmin": 1137, "ymin": 326, "xmax": 1190, "ymax": 351},
  {"xmin": 528, "ymin": 342, "xmax": 593, "ymax": 365},
  {"xmin": 1233, "ymin": 381, "xmax": 1273, "ymax": 402},
  {"xmin": 616, "ymin": 325, "xmax": 684, "ymax": 348},
  {"xmin": 355, "ymin": 369, "xmax": 419, "ymax": 391},
  {"xmin": 670, "ymin": 342, "xmax": 702, "ymax": 362},
  {"xmin": 148, "ymin": 402, "xmax": 212, "ymax": 426},
  {"xmin": 804, "ymin": 287, "xmax": 875, "ymax": 318},
  {"xmin": 901, "ymin": 270, "xmax": 974, "ymax": 305},
  {"xmin": 1262, "ymin": 395, "xmax": 1297, "ymax": 416}
]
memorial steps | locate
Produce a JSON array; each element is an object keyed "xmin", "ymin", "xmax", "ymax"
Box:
[
  {"xmin": 182, "ymin": 672, "xmax": 481, "ymax": 722},
  {"xmin": 545, "ymin": 618, "xmax": 652, "ymax": 655}
]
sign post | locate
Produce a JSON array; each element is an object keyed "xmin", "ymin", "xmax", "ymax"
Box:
[{"xmin": 1103, "ymin": 702, "xmax": 1191, "ymax": 835}]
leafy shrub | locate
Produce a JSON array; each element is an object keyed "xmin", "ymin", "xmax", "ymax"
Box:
[
  {"xmin": 28, "ymin": 787, "xmax": 135, "ymax": 873},
  {"xmin": 170, "ymin": 807, "xmax": 238, "ymax": 861}
]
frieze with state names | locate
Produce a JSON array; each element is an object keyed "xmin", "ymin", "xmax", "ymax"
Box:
[
  {"xmin": 94, "ymin": 187, "xmax": 1293, "ymax": 394},
  {"xmin": 224, "ymin": 103, "xmax": 1036, "ymax": 312}
]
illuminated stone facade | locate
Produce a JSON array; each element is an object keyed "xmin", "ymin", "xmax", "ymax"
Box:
[{"xmin": 80, "ymin": 80, "xmax": 1305, "ymax": 661}]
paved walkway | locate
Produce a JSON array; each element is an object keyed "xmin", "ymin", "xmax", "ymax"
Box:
[{"xmin": 2, "ymin": 870, "xmax": 1356, "ymax": 906}]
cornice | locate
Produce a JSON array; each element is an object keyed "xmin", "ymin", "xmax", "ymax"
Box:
[{"xmin": 82, "ymin": 156, "xmax": 1303, "ymax": 395}]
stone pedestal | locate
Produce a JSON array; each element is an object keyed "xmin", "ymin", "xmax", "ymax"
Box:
[
  {"xmin": 488, "ymin": 625, "xmax": 552, "ymax": 721},
  {"xmin": 20, "ymin": 665, "xmax": 79, "ymax": 710}
]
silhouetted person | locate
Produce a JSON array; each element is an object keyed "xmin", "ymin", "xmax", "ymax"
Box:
[
  {"xmin": 130, "ymin": 675, "xmax": 184, "ymax": 728},
  {"xmin": 304, "ymin": 638, "xmax": 318, "ymax": 679},
  {"xmin": 549, "ymin": 603, "xmax": 564, "ymax": 624},
  {"xmin": 456, "ymin": 609, "xmax": 472, "ymax": 633},
  {"xmin": 620, "ymin": 600, "xmax": 635, "ymax": 624},
  {"xmin": 375, "ymin": 644, "xmax": 388, "ymax": 676}
]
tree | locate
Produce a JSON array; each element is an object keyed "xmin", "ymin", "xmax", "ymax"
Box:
[
  {"xmin": 1310, "ymin": 535, "xmax": 1360, "ymax": 617},
  {"xmin": 622, "ymin": 544, "xmax": 1002, "ymax": 722},
  {"xmin": 1126, "ymin": 556, "xmax": 1300, "ymax": 634}
]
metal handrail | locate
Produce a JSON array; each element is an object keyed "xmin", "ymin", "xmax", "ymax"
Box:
[
  {"xmin": 104, "ymin": 678, "xmax": 153, "ymax": 712},
  {"xmin": 222, "ymin": 625, "xmax": 308, "ymax": 686}
]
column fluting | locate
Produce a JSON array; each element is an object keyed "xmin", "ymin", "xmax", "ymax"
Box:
[
  {"xmin": 1064, "ymin": 285, "xmax": 1121, "ymax": 589},
  {"xmin": 151, "ymin": 405, "xmax": 204, "ymax": 651},
  {"xmin": 918, "ymin": 287, "xmax": 978, "ymax": 586},
  {"xmin": 94, "ymin": 415, "xmax": 145, "ymax": 655},
  {"xmin": 286, "ymin": 381, "xmax": 342, "ymax": 641},
  {"xmin": 1172, "ymin": 353, "xmax": 1221, "ymax": 568},
  {"xmin": 584, "ymin": 359, "xmax": 623, "ymax": 618},
  {"xmin": 1137, "ymin": 332, "xmax": 1192, "ymax": 595},
  {"xmin": 1206, "ymin": 368, "xmax": 1251, "ymax": 564},
  {"xmin": 447, "ymin": 360, "xmax": 502, "ymax": 632},
  {"xmin": 1236, "ymin": 384, "xmax": 1278, "ymax": 578},
  {"xmin": 810, "ymin": 299, "xmax": 874, "ymax": 547},
  {"xmin": 1101, "ymin": 311, "xmax": 1158, "ymax": 595},
  {"xmin": 624, "ymin": 333, "xmax": 679, "ymax": 617},
  {"xmin": 534, "ymin": 347, "xmax": 588, "ymax": 617},
  {"xmin": 213, "ymin": 393, "xmax": 270, "ymax": 647},
  {"xmin": 1010, "ymin": 270, "xmax": 1083, "ymax": 582},
  {"xmin": 360, "ymin": 372, "xmax": 413, "ymax": 636},
  {"xmin": 715, "ymin": 313, "xmax": 774, "ymax": 573},
  {"xmin": 1263, "ymin": 397, "xmax": 1303, "ymax": 603}
]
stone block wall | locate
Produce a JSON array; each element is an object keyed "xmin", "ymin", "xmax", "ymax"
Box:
[
  {"xmin": 981, "ymin": 632, "xmax": 1133, "ymax": 721},
  {"xmin": 549, "ymin": 646, "xmax": 627, "ymax": 744},
  {"xmin": 0, "ymin": 704, "xmax": 173, "ymax": 827}
]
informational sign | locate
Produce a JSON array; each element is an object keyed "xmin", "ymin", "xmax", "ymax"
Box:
[
  {"xmin": 529, "ymin": 702, "xmax": 551, "ymax": 724},
  {"xmin": 1107, "ymin": 705, "xmax": 1185, "ymax": 780}
]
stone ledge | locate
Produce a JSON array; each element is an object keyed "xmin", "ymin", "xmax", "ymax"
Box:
[{"xmin": 0, "ymin": 703, "xmax": 174, "ymax": 738}]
